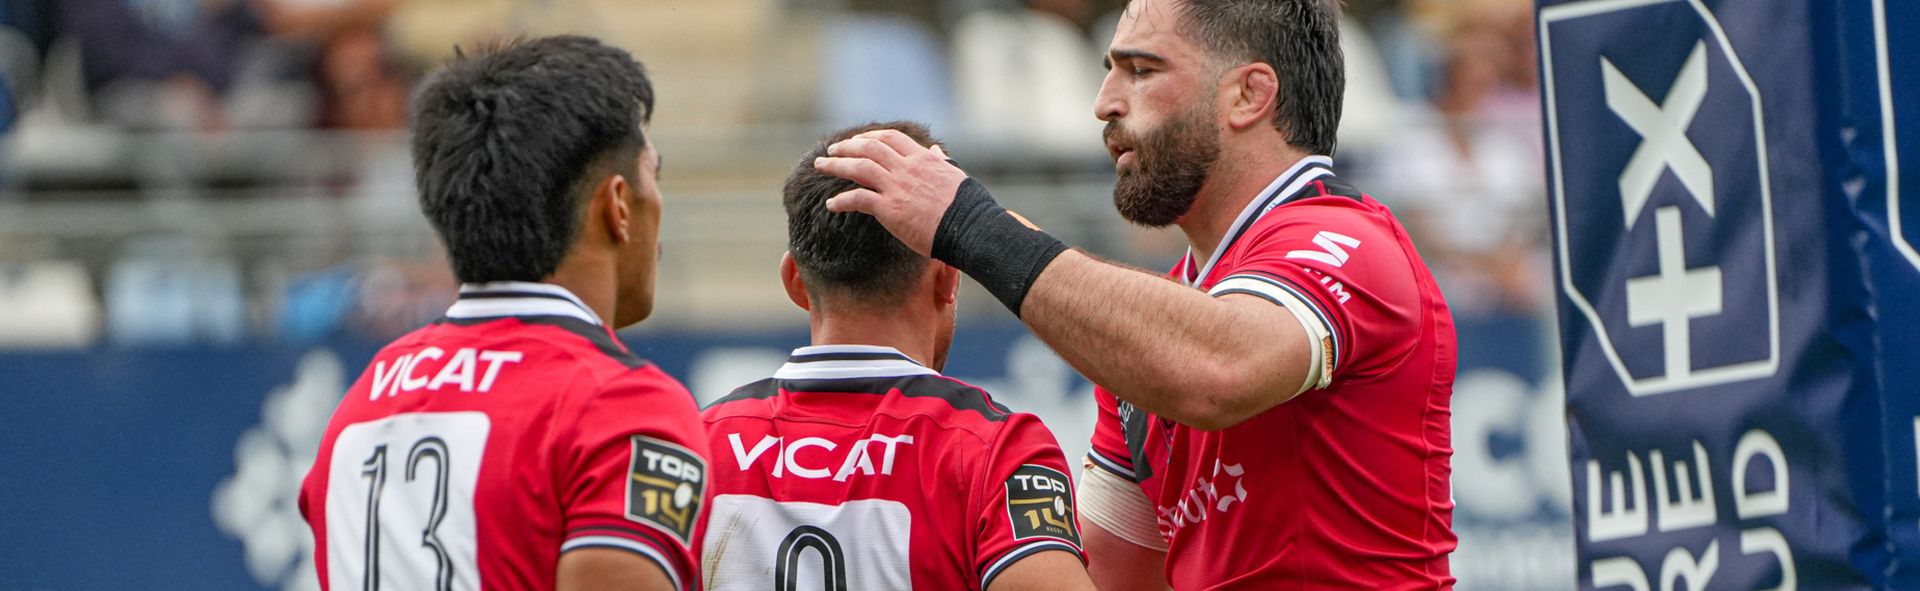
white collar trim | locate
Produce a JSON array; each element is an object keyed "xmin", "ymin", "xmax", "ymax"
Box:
[
  {"xmin": 773, "ymin": 344, "xmax": 940, "ymax": 380},
  {"xmin": 1182, "ymin": 155, "xmax": 1335, "ymax": 287},
  {"xmin": 445, "ymin": 281, "xmax": 603, "ymax": 325}
]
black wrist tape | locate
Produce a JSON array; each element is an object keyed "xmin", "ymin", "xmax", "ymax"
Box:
[{"xmin": 932, "ymin": 179, "xmax": 1069, "ymax": 317}]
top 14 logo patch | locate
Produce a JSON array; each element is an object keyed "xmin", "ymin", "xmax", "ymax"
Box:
[{"xmin": 1543, "ymin": 0, "xmax": 1780, "ymax": 395}]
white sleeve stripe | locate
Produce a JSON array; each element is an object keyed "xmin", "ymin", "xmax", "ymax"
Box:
[
  {"xmin": 980, "ymin": 540, "xmax": 1084, "ymax": 589},
  {"xmin": 561, "ymin": 535, "xmax": 685, "ymax": 591},
  {"xmin": 1210, "ymin": 275, "xmax": 1338, "ymax": 392},
  {"xmin": 1212, "ymin": 273, "xmax": 1343, "ymax": 369},
  {"xmin": 1215, "ymin": 273, "xmax": 1339, "ymax": 354},
  {"xmin": 1087, "ymin": 449, "xmax": 1136, "ymax": 479}
]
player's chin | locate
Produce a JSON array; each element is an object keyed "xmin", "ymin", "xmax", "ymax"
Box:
[{"xmin": 614, "ymin": 296, "xmax": 655, "ymax": 329}]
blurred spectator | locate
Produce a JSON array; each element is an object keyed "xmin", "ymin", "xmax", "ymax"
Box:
[
  {"xmin": 0, "ymin": 0, "xmax": 52, "ymax": 133},
  {"xmin": 952, "ymin": 0, "xmax": 1104, "ymax": 155},
  {"xmin": 1373, "ymin": 0, "xmax": 1547, "ymax": 316},
  {"xmin": 313, "ymin": 26, "xmax": 410, "ymax": 130},
  {"xmin": 62, "ymin": 0, "xmax": 273, "ymax": 130},
  {"xmin": 58, "ymin": 0, "xmax": 399, "ymax": 131}
]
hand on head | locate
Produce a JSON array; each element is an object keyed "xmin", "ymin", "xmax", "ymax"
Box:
[{"xmin": 811, "ymin": 128, "xmax": 967, "ymax": 256}]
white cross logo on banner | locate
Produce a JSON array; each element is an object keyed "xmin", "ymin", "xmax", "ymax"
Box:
[
  {"xmin": 1542, "ymin": 0, "xmax": 1781, "ymax": 396},
  {"xmin": 1606, "ymin": 40, "xmax": 1724, "ymax": 381},
  {"xmin": 1626, "ymin": 207, "xmax": 1722, "ymax": 379},
  {"xmin": 1605, "ymin": 41, "xmax": 1715, "ymax": 226}
]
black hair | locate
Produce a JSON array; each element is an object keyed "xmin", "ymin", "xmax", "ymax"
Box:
[
  {"xmin": 784, "ymin": 122, "xmax": 940, "ymax": 304},
  {"xmin": 1174, "ymin": 0, "xmax": 1344, "ymax": 155},
  {"xmin": 409, "ymin": 35, "xmax": 654, "ymax": 283}
]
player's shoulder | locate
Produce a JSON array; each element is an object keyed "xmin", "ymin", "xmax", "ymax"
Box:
[
  {"xmin": 702, "ymin": 377, "xmax": 779, "ymax": 423},
  {"xmin": 883, "ymin": 373, "xmax": 1021, "ymax": 431},
  {"xmin": 897, "ymin": 375, "xmax": 1064, "ymax": 456},
  {"xmin": 1250, "ymin": 178, "xmax": 1399, "ymax": 240},
  {"xmin": 512, "ymin": 316, "xmax": 653, "ymax": 374}
]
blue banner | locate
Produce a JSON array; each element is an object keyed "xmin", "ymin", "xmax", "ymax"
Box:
[
  {"xmin": 1545, "ymin": 0, "xmax": 1911, "ymax": 588},
  {"xmin": 1839, "ymin": 0, "xmax": 1920, "ymax": 586}
]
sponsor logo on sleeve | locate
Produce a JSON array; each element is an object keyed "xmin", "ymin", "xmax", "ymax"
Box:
[
  {"xmin": 1004, "ymin": 464, "xmax": 1080, "ymax": 546},
  {"xmin": 626, "ymin": 435, "xmax": 707, "ymax": 544}
]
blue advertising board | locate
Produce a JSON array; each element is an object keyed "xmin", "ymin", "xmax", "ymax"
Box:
[
  {"xmin": 0, "ymin": 310, "xmax": 1565, "ymax": 589},
  {"xmin": 1545, "ymin": 0, "xmax": 1917, "ymax": 588}
]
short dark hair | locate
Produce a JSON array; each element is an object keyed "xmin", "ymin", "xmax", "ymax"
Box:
[
  {"xmin": 409, "ymin": 35, "xmax": 654, "ymax": 283},
  {"xmin": 784, "ymin": 122, "xmax": 939, "ymax": 303},
  {"xmin": 1174, "ymin": 0, "xmax": 1344, "ymax": 155}
]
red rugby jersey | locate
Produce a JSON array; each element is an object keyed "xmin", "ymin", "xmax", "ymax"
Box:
[
  {"xmin": 1087, "ymin": 156, "xmax": 1459, "ymax": 589},
  {"xmin": 299, "ymin": 282, "xmax": 710, "ymax": 590},
  {"xmin": 701, "ymin": 345, "xmax": 1084, "ymax": 590}
]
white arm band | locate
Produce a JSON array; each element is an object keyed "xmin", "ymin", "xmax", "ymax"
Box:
[
  {"xmin": 1078, "ymin": 457, "xmax": 1169, "ymax": 551},
  {"xmin": 1207, "ymin": 274, "xmax": 1338, "ymax": 394}
]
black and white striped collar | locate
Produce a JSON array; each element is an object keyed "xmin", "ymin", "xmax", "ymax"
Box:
[
  {"xmin": 1182, "ymin": 155, "xmax": 1336, "ymax": 287},
  {"xmin": 445, "ymin": 281, "xmax": 603, "ymax": 325},
  {"xmin": 773, "ymin": 345, "xmax": 939, "ymax": 380}
]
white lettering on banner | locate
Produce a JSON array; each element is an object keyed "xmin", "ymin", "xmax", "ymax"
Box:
[
  {"xmin": 1651, "ymin": 442, "xmax": 1717, "ymax": 532},
  {"xmin": 1594, "ymin": 557, "xmax": 1652, "ymax": 591},
  {"xmin": 1587, "ymin": 452, "xmax": 1649, "ymax": 542},
  {"xmin": 1732, "ymin": 430, "xmax": 1789, "ymax": 519},
  {"xmin": 369, "ymin": 348, "xmax": 523, "ymax": 399},
  {"xmin": 728, "ymin": 433, "xmax": 915, "ymax": 480},
  {"xmin": 1583, "ymin": 430, "xmax": 1795, "ymax": 591},
  {"xmin": 1739, "ymin": 528, "xmax": 1795, "ymax": 591},
  {"xmin": 1660, "ymin": 541, "xmax": 1718, "ymax": 591}
]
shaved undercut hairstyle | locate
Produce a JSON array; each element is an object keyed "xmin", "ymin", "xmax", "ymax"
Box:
[
  {"xmin": 784, "ymin": 122, "xmax": 942, "ymax": 304},
  {"xmin": 410, "ymin": 35, "xmax": 655, "ymax": 283}
]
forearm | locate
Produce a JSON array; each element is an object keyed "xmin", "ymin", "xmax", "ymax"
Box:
[
  {"xmin": 1018, "ymin": 250, "xmax": 1298, "ymax": 428},
  {"xmin": 1081, "ymin": 521, "xmax": 1170, "ymax": 591}
]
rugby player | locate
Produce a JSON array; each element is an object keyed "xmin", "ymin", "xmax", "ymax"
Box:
[
  {"xmin": 700, "ymin": 122, "xmax": 1095, "ymax": 591},
  {"xmin": 812, "ymin": 1, "xmax": 1459, "ymax": 588},
  {"xmin": 299, "ymin": 36, "xmax": 708, "ymax": 590}
]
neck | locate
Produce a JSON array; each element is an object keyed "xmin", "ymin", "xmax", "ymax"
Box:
[
  {"xmin": 542, "ymin": 257, "xmax": 618, "ymax": 325},
  {"xmin": 1177, "ymin": 145, "xmax": 1313, "ymax": 271},
  {"xmin": 808, "ymin": 303, "xmax": 938, "ymax": 368}
]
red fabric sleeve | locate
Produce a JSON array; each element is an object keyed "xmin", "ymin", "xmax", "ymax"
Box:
[
  {"xmin": 973, "ymin": 414, "xmax": 1086, "ymax": 589},
  {"xmin": 552, "ymin": 366, "xmax": 711, "ymax": 590},
  {"xmin": 1211, "ymin": 202, "xmax": 1424, "ymax": 381},
  {"xmin": 1086, "ymin": 386, "xmax": 1136, "ymax": 480}
]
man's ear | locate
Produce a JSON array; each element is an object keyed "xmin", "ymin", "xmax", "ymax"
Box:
[
  {"xmin": 934, "ymin": 262, "xmax": 960, "ymax": 306},
  {"xmin": 599, "ymin": 174, "xmax": 633, "ymax": 244},
  {"xmin": 780, "ymin": 251, "xmax": 812, "ymax": 311},
  {"xmin": 1224, "ymin": 62, "xmax": 1280, "ymax": 131}
]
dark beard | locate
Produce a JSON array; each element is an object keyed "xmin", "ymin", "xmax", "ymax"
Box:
[{"xmin": 1107, "ymin": 105, "xmax": 1222, "ymax": 227}]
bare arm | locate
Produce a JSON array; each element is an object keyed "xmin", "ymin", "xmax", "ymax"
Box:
[
  {"xmin": 556, "ymin": 547, "xmax": 679, "ymax": 591},
  {"xmin": 987, "ymin": 549, "xmax": 1098, "ymax": 591},
  {"xmin": 1019, "ymin": 250, "xmax": 1311, "ymax": 429},
  {"xmin": 815, "ymin": 130, "xmax": 1313, "ymax": 429},
  {"xmin": 1081, "ymin": 521, "xmax": 1171, "ymax": 591}
]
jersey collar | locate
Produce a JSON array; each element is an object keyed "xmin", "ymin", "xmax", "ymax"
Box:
[
  {"xmin": 1181, "ymin": 154, "xmax": 1335, "ymax": 287},
  {"xmin": 773, "ymin": 344, "xmax": 940, "ymax": 380},
  {"xmin": 444, "ymin": 281, "xmax": 603, "ymax": 325}
]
